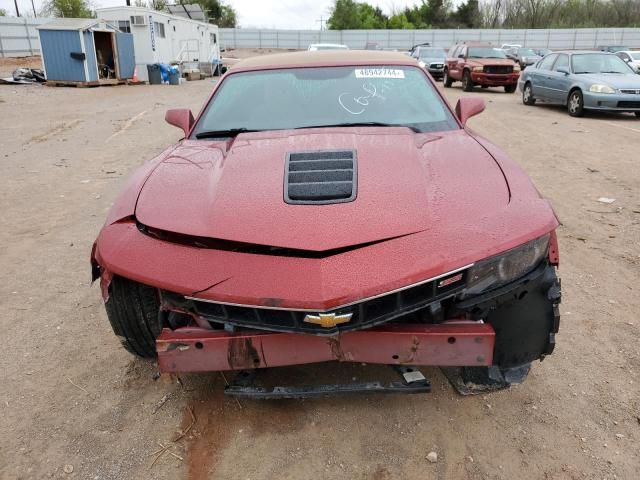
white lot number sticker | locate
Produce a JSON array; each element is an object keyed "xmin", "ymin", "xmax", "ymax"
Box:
[{"xmin": 355, "ymin": 68, "xmax": 405, "ymax": 79}]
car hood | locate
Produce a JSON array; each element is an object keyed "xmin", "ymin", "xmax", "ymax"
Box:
[
  {"xmin": 135, "ymin": 128, "xmax": 509, "ymax": 252},
  {"xmin": 467, "ymin": 58, "xmax": 515, "ymax": 67},
  {"xmin": 577, "ymin": 72, "xmax": 640, "ymax": 89}
]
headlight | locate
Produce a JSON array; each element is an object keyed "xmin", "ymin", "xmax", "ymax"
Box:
[
  {"xmin": 513, "ymin": 64, "xmax": 521, "ymax": 72},
  {"xmin": 589, "ymin": 84, "xmax": 615, "ymax": 93},
  {"xmin": 418, "ymin": 61, "xmax": 426, "ymax": 68},
  {"xmin": 465, "ymin": 234, "xmax": 550, "ymax": 295},
  {"xmin": 472, "ymin": 66, "xmax": 483, "ymax": 72}
]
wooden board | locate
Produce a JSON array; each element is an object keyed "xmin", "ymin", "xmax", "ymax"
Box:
[{"xmin": 45, "ymin": 79, "xmax": 127, "ymax": 88}]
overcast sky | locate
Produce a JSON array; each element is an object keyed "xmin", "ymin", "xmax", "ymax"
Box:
[{"xmin": 1, "ymin": 0, "xmax": 425, "ymax": 29}]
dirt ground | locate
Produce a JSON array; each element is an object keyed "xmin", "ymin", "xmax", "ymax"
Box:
[{"xmin": 1, "ymin": 63, "xmax": 639, "ymax": 480}]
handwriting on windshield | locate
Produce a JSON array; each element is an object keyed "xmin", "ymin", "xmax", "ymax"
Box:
[{"xmin": 338, "ymin": 83, "xmax": 386, "ymax": 115}]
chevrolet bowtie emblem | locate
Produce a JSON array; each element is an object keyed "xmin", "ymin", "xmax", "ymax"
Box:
[{"xmin": 303, "ymin": 312, "xmax": 353, "ymax": 328}]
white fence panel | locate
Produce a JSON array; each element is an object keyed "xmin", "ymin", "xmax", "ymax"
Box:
[
  {"xmin": 220, "ymin": 27, "xmax": 640, "ymax": 51},
  {"xmin": 0, "ymin": 17, "xmax": 49, "ymax": 57}
]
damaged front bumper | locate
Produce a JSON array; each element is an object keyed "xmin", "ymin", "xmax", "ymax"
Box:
[{"xmin": 156, "ymin": 262, "xmax": 560, "ymax": 374}]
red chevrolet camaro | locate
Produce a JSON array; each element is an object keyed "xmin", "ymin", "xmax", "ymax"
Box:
[{"xmin": 91, "ymin": 51, "xmax": 561, "ymax": 397}]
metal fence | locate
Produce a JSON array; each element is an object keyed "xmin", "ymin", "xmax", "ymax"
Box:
[
  {"xmin": 220, "ymin": 27, "xmax": 640, "ymax": 51},
  {"xmin": 2, "ymin": 19, "xmax": 640, "ymax": 57},
  {"xmin": 0, "ymin": 17, "xmax": 49, "ymax": 57}
]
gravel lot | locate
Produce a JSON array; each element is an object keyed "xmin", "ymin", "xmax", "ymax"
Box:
[{"xmin": 1, "ymin": 59, "xmax": 639, "ymax": 480}]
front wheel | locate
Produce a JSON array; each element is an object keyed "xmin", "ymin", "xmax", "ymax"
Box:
[
  {"xmin": 443, "ymin": 69, "xmax": 453, "ymax": 87},
  {"xmin": 462, "ymin": 70, "xmax": 473, "ymax": 92},
  {"xmin": 104, "ymin": 276, "xmax": 162, "ymax": 358},
  {"xmin": 504, "ymin": 84, "xmax": 517, "ymax": 93},
  {"xmin": 568, "ymin": 90, "xmax": 584, "ymax": 117},
  {"xmin": 522, "ymin": 82, "xmax": 536, "ymax": 105}
]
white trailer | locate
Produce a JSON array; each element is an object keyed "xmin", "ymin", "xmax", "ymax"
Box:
[{"xmin": 96, "ymin": 6, "xmax": 220, "ymax": 81}]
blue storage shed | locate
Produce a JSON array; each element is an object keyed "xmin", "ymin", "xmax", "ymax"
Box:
[{"xmin": 37, "ymin": 18, "xmax": 136, "ymax": 85}]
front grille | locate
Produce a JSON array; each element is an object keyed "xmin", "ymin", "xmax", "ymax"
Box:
[
  {"xmin": 284, "ymin": 150, "xmax": 357, "ymax": 205},
  {"xmin": 620, "ymin": 89, "xmax": 640, "ymax": 95},
  {"xmin": 170, "ymin": 269, "xmax": 469, "ymax": 335},
  {"xmin": 429, "ymin": 63, "xmax": 444, "ymax": 69},
  {"xmin": 483, "ymin": 65, "xmax": 513, "ymax": 74},
  {"xmin": 617, "ymin": 101, "xmax": 640, "ymax": 108}
]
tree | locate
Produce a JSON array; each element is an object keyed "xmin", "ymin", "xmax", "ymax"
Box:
[
  {"xmin": 183, "ymin": 0, "xmax": 237, "ymax": 27},
  {"xmin": 0, "ymin": 8, "xmax": 7, "ymax": 16},
  {"xmin": 387, "ymin": 12, "xmax": 414, "ymax": 29},
  {"xmin": 328, "ymin": 0, "xmax": 362, "ymax": 29},
  {"xmin": 453, "ymin": 0, "xmax": 480, "ymax": 27},
  {"xmin": 40, "ymin": 0, "xmax": 93, "ymax": 18},
  {"xmin": 134, "ymin": 0, "xmax": 147, "ymax": 7}
]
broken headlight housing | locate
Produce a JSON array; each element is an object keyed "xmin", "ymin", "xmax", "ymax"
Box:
[{"xmin": 465, "ymin": 234, "xmax": 550, "ymax": 295}]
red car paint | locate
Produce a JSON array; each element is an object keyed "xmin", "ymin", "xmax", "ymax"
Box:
[
  {"xmin": 92, "ymin": 52, "xmax": 560, "ymax": 375},
  {"xmin": 157, "ymin": 323, "xmax": 495, "ymax": 372}
]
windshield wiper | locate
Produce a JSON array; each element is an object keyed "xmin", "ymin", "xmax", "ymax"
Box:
[
  {"xmin": 195, "ymin": 128, "xmax": 261, "ymax": 139},
  {"xmin": 296, "ymin": 122, "xmax": 421, "ymax": 132},
  {"xmin": 601, "ymin": 71, "xmax": 624, "ymax": 74},
  {"xmin": 574, "ymin": 71, "xmax": 595, "ymax": 74}
]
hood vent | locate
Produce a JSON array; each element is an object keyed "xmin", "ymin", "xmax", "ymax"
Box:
[{"xmin": 285, "ymin": 150, "xmax": 357, "ymax": 205}]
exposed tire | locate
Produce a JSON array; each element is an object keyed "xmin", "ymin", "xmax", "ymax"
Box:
[
  {"xmin": 462, "ymin": 70, "xmax": 473, "ymax": 92},
  {"xmin": 522, "ymin": 82, "xmax": 536, "ymax": 105},
  {"xmin": 504, "ymin": 84, "xmax": 517, "ymax": 93},
  {"xmin": 567, "ymin": 89, "xmax": 584, "ymax": 117},
  {"xmin": 443, "ymin": 69, "xmax": 453, "ymax": 87},
  {"xmin": 104, "ymin": 276, "xmax": 162, "ymax": 358}
]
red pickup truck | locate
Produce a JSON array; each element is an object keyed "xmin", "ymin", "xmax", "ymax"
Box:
[{"xmin": 444, "ymin": 42, "xmax": 521, "ymax": 93}]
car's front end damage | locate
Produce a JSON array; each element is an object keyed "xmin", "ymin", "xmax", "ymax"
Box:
[{"xmin": 91, "ymin": 52, "xmax": 561, "ymax": 397}]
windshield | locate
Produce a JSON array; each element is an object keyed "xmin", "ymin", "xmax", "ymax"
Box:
[
  {"xmin": 468, "ymin": 47, "xmax": 507, "ymax": 59},
  {"xmin": 419, "ymin": 48, "xmax": 445, "ymax": 58},
  {"xmin": 519, "ymin": 48, "xmax": 536, "ymax": 56},
  {"xmin": 192, "ymin": 66, "xmax": 459, "ymax": 138},
  {"xmin": 572, "ymin": 54, "xmax": 632, "ymax": 74}
]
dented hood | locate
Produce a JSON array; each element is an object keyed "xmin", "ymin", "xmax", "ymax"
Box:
[{"xmin": 135, "ymin": 128, "xmax": 509, "ymax": 252}]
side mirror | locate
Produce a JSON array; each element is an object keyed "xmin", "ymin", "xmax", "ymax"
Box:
[
  {"xmin": 458, "ymin": 54, "xmax": 465, "ymax": 59},
  {"xmin": 455, "ymin": 97, "xmax": 486, "ymax": 126},
  {"xmin": 165, "ymin": 109, "xmax": 195, "ymax": 136},
  {"xmin": 556, "ymin": 66, "xmax": 570, "ymax": 75}
]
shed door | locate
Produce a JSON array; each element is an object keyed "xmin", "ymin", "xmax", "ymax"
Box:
[{"xmin": 115, "ymin": 32, "xmax": 136, "ymax": 79}]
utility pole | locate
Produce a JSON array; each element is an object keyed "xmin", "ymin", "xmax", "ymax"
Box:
[
  {"xmin": 316, "ymin": 16, "xmax": 326, "ymax": 31},
  {"xmin": 14, "ymin": 0, "xmax": 20, "ymax": 17}
]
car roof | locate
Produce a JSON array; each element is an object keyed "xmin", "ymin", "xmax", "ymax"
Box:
[
  {"xmin": 309, "ymin": 43, "xmax": 347, "ymax": 47},
  {"xmin": 553, "ymin": 50, "xmax": 615, "ymax": 55},
  {"xmin": 231, "ymin": 50, "xmax": 417, "ymax": 72}
]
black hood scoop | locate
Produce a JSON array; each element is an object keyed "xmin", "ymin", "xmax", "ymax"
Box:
[{"xmin": 284, "ymin": 150, "xmax": 357, "ymax": 205}]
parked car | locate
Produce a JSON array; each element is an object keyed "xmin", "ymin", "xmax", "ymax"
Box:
[
  {"xmin": 519, "ymin": 51, "xmax": 640, "ymax": 117},
  {"xmin": 408, "ymin": 42, "xmax": 431, "ymax": 56},
  {"xmin": 598, "ymin": 45, "xmax": 628, "ymax": 53},
  {"xmin": 364, "ymin": 42, "xmax": 383, "ymax": 50},
  {"xmin": 91, "ymin": 50, "xmax": 561, "ymax": 397},
  {"xmin": 308, "ymin": 43, "xmax": 349, "ymax": 51},
  {"xmin": 615, "ymin": 51, "xmax": 640, "ymax": 73},
  {"xmin": 506, "ymin": 47, "xmax": 542, "ymax": 69},
  {"xmin": 412, "ymin": 46, "xmax": 446, "ymax": 79},
  {"xmin": 501, "ymin": 43, "xmax": 522, "ymax": 50},
  {"xmin": 533, "ymin": 48, "xmax": 552, "ymax": 57},
  {"xmin": 444, "ymin": 42, "xmax": 521, "ymax": 93}
]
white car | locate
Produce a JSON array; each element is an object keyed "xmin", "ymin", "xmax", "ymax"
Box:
[
  {"xmin": 308, "ymin": 43, "xmax": 349, "ymax": 51},
  {"xmin": 615, "ymin": 51, "xmax": 640, "ymax": 73},
  {"xmin": 501, "ymin": 43, "xmax": 522, "ymax": 50}
]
